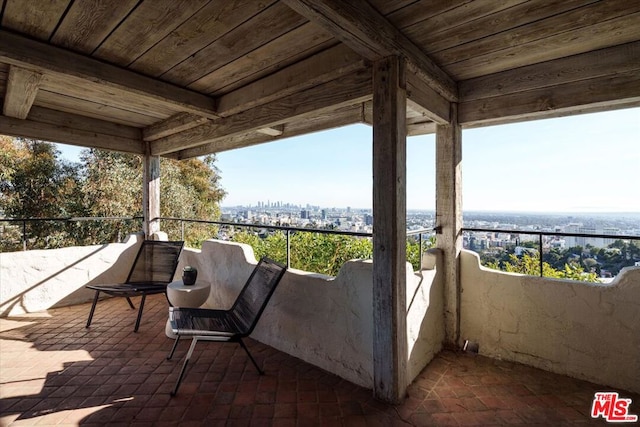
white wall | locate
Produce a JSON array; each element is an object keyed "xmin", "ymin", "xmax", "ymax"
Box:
[
  {"xmin": 0, "ymin": 237, "xmax": 444, "ymax": 389},
  {"xmin": 460, "ymin": 249, "xmax": 640, "ymax": 394},
  {"xmin": 0, "ymin": 234, "xmax": 143, "ymax": 316},
  {"xmin": 179, "ymin": 240, "xmax": 444, "ymax": 388}
]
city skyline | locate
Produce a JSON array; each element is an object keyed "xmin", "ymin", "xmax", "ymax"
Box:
[{"xmin": 57, "ymin": 107, "xmax": 640, "ymax": 213}]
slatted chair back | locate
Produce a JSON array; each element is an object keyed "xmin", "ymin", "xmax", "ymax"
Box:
[
  {"xmin": 229, "ymin": 257, "xmax": 287, "ymax": 335},
  {"xmin": 126, "ymin": 240, "xmax": 184, "ymax": 285}
]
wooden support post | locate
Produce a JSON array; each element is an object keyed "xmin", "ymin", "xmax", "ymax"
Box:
[
  {"xmin": 143, "ymin": 143, "xmax": 160, "ymax": 239},
  {"xmin": 372, "ymin": 56, "xmax": 408, "ymax": 403},
  {"xmin": 435, "ymin": 104, "xmax": 463, "ymax": 346}
]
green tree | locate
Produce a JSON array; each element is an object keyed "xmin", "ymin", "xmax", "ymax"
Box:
[
  {"xmin": 232, "ymin": 231, "xmax": 434, "ymax": 276},
  {"xmin": 0, "ymin": 138, "xmax": 82, "ymax": 249}
]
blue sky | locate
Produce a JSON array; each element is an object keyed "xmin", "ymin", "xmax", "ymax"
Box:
[{"xmin": 57, "ymin": 107, "xmax": 640, "ymax": 213}]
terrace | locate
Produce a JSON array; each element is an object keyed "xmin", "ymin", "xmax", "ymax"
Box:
[{"xmin": 1, "ymin": 0, "xmax": 640, "ymax": 424}]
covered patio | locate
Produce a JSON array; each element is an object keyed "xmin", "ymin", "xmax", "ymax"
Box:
[
  {"xmin": 1, "ymin": 0, "xmax": 640, "ymax": 414},
  {"xmin": 3, "ymin": 293, "xmax": 638, "ymax": 426}
]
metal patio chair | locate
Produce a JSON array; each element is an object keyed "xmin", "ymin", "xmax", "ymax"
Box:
[
  {"xmin": 167, "ymin": 257, "xmax": 287, "ymax": 396},
  {"xmin": 85, "ymin": 240, "xmax": 184, "ymax": 332}
]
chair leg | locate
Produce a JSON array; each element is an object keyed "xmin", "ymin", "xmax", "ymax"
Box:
[
  {"xmin": 125, "ymin": 297, "xmax": 135, "ymax": 309},
  {"xmin": 167, "ymin": 335, "xmax": 180, "ymax": 360},
  {"xmin": 86, "ymin": 291, "xmax": 100, "ymax": 328},
  {"xmin": 171, "ymin": 337, "xmax": 199, "ymax": 396},
  {"xmin": 134, "ymin": 294, "xmax": 146, "ymax": 332},
  {"xmin": 238, "ymin": 338, "xmax": 264, "ymax": 375}
]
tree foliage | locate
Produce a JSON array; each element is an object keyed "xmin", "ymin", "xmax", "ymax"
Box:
[
  {"xmin": 231, "ymin": 231, "xmax": 433, "ymax": 276},
  {"xmin": 0, "ymin": 137, "xmax": 225, "ymax": 250},
  {"xmin": 485, "ymin": 252, "xmax": 600, "ymax": 282}
]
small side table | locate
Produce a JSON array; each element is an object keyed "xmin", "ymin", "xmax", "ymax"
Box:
[{"xmin": 165, "ymin": 280, "xmax": 210, "ymax": 338}]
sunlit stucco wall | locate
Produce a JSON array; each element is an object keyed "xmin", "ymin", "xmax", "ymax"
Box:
[{"xmin": 460, "ymin": 249, "xmax": 640, "ymax": 394}]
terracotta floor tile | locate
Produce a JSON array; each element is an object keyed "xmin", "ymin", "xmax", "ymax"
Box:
[{"xmin": 2, "ymin": 294, "xmax": 638, "ymax": 426}]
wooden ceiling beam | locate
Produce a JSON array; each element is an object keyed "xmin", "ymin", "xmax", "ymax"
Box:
[
  {"xmin": 216, "ymin": 43, "xmax": 367, "ymax": 116},
  {"xmin": 0, "ymin": 105, "xmax": 143, "ymax": 154},
  {"xmin": 0, "ymin": 29, "xmax": 219, "ymax": 119},
  {"xmin": 143, "ymin": 113, "xmax": 210, "ymax": 142},
  {"xmin": 459, "ymin": 41, "xmax": 640, "ymax": 102},
  {"xmin": 459, "ymin": 71, "xmax": 640, "ymax": 127},
  {"xmin": 151, "ymin": 70, "xmax": 372, "ymax": 156},
  {"xmin": 3, "ymin": 65, "xmax": 43, "ymax": 119},
  {"xmin": 175, "ymin": 104, "xmax": 365, "ymax": 159},
  {"xmin": 283, "ymin": 0, "xmax": 458, "ymax": 102}
]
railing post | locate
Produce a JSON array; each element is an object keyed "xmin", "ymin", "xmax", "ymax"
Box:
[
  {"xmin": 181, "ymin": 220, "xmax": 185, "ymax": 241},
  {"xmin": 539, "ymin": 234, "xmax": 544, "ymax": 277},
  {"xmin": 22, "ymin": 220, "xmax": 27, "ymax": 251},
  {"xmin": 286, "ymin": 230, "xmax": 291, "ymax": 268},
  {"xmin": 418, "ymin": 233, "xmax": 423, "ymax": 271}
]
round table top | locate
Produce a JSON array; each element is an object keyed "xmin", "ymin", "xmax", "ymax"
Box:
[{"xmin": 167, "ymin": 279, "xmax": 210, "ymax": 307}]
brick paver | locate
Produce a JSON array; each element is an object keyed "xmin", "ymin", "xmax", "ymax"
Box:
[{"xmin": 1, "ymin": 294, "xmax": 638, "ymax": 426}]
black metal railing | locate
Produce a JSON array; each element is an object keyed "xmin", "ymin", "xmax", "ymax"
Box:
[
  {"xmin": 1, "ymin": 216, "xmax": 436, "ymax": 271},
  {"xmin": 462, "ymin": 227, "xmax": 640, "ymax": 278},
  {"xmin": 0, "ymin": 216, "xmax": 143, "ymax": 251},
  {"xmin": 159, "ymin": 217, "xmax": 437, "ymax": 270}
]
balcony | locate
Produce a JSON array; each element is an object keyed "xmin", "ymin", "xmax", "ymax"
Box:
[{"xmin": 1, "ymin": 235, "xmax": 639, "ymax": 425}]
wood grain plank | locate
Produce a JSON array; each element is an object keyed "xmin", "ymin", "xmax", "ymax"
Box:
[
  {"xmin": 447, "ymin": 11, "xmax": 640, "ymax": 80},
  {"xmin": 433, "ymin": 0, "xmax": 639, "ymax": 68},
  {"xmin": 50, "ymin": 0, "xmax": 138, "ymax": 54},
  {"xmin": 368, "ymin": 0, "xmax": 418, "ymax": 16},
  {"xmin": 216, "ymin": 43, "xmax": 366, "ymax": 116},
  {"xmin": 0, "ymin": 109, "xmax": 142, "ymax": 153},
  {"xmin": 459, "ymin": 71, "xmax": 640, "ymax": 126},
  {"xmin": 93, "ymin": 0, "xmax": 210, "ymax": 66},
  {"xmin": 284, "ymin": 0, "xmax": 457, "ymax": 101},
  {"xmin": 34, "ymin": 90, "xmax": 158, "ymax": 127},
  {"xmin": 130, "ymin": 0, "xmax": 276, "ymax": 77},
  {"xmin": 41, "ymin": 74, "xmax": 180, "ymax": 119},
  {"xmin": 1, "ymin": 0, "xmax": 69, "ymax": 41},
  {"xmin": 152, "ymin": 70, "xmax": 372, "ymax": 155},
  {"xmin": 460, "ymin": 41, "xmax": 640, "ymax": 101},
  {"xmin": 0, "ymin": 30, "xmax": 218, "ymax": 118},
  {"xmin": 3, "ymin": 66, "xmax": 43, "ymax": 119},
  {"xmin": 411, "ymin": 0, "xmax": 598, "ymax": 55},
  {"xmin": 27, "ymin": 105, "xmax": 141, "ymax": 139},
  {"xmin": 177, "ymin": 104, "xmax": 364, "ymax": 158},
  {"xmin": 161, "ymin": 2, "xmax": 306, "ymax": 85},
  {"xmin": 190, "ymin": 22, "xmax": 333, "ymax": 95},
  {"xmin": 143, "ymin": 113, "xmax": 209, "ymax": 142},
  {"xmin": 387, "ymin": 0, "xmax": 474, "ymax": 30}
]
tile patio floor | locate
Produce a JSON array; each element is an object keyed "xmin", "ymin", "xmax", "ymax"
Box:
[{"xmin": 1, "ymin": 294, "xmax": 638, "ymax": 426}]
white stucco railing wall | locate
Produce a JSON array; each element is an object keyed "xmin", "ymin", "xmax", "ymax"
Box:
[
  {"xmin": 0, "ymin": 234, "xmax": 143, "ymax": 317},
  {"xmin": 179, "ymin": 239, "xmax": 445, "ymax": 389},
  {"xmin": 1, "ymin": 236, "xmax": 444, "ymax": 390},
  {"xmin": 460, "ymin": 249, "xmax": 640, "ymax": 394}
]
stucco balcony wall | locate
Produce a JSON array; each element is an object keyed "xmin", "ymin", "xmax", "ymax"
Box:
[
  {"xmin": 460, "ymin": 249, "xmax": 640, "ymax": 394},
  {"xmin": 0, "ymin": 234, "xmax": 144, "ymax": 317},
  {"xmin": 0, "ymin": 237, "xmax": 444, "ymax": 390},
  {"xmin": 178, "ymin": 239, "xmax": 445, "ymax": 389}
]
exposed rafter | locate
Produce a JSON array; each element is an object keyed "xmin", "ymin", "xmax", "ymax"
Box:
[
  {"xmin": 0, "ymin": 105, "xmax": 143, "ymax": 153},
  {"xmin": 175, "ymin": 104, "xmax": 366, "ymax": 159},
  {"xmin": 283, "ymin": 0, "xmax": 458, "ymax": 102},
  {"xmin": 217, "ymin": 43, "xmax": 367, "ymax": 116},
  {"xmin": 143, "ymin": 113, "xmax": 210, "ymax": 142},
  {"xmin": 151, "ymin": 70, "xmax": 372, "ymax": 156},
  {"xmin": 3, "ymin": 65, "xmax": 42, "ymax": 119},
  {"xmin": 0, "ymin": 30, "xmax": 219, "ymax": 120}
]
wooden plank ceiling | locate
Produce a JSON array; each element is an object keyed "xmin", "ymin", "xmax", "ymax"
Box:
[{"xmin": 1, "ymin": 0, "xmax": 639, "ymax": 159}]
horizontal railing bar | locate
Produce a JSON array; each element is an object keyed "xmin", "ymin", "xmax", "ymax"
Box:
[
  {"xmin": 156, "ymin": 217, "xmax": 373, "ymax": 237},
  {"xmin": 0, "ymin": 216, "xmax": 142, "ymax": 222},
  {"xmin": 463, "ymin": 227, "xmax": 640, "ymax": 241}
]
